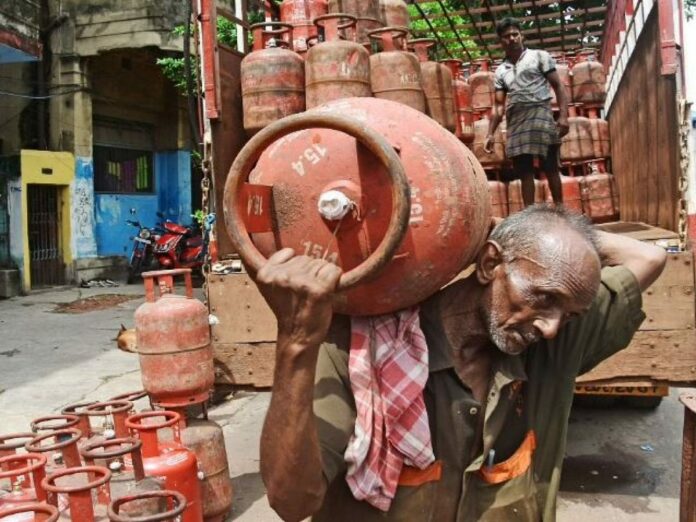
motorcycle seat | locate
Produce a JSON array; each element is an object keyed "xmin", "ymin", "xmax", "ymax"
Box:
[{"xmin": 185, "ymin": 237, "xmax": 203, "ymax": 248}]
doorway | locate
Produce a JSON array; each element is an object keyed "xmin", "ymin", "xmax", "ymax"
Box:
[{"xmin": 27, "ymin": 184, "xmax": 65, "ymax": 287}]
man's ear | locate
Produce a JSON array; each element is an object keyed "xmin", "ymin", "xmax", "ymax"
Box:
[{"xmin": 476, "ymin": 240, "xmax": 503, "ymax": 284}]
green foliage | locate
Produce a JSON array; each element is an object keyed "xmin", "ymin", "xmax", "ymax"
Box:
[
  {"xmin": 407, "ymin": 1, "xmax": 480, "ymax": 61},
  {"xmin": 156, "ymin": 12, "xmax": 264, "ymax": 95}
]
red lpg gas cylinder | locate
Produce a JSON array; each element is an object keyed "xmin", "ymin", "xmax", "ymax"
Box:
[
  {"xmin": 408, "ymin": 39, "xmax": 456, "ymax": 132},
  {"xmin": 585, "ymin": 107, "xmax": 611, "ymax": 159},
  {"xmin": 126, "ymin": 412, "xmax": 202, "ymax": 522},
  {"xmin": 581, "ymin": 163, "xmax": 619, "ymax": 223},
  {"xmin": 560, "ymin": 104, "xmax": 594, "ymax": 163},
  {"xmin": 108, "ymin": 490, "xmax": 186, "ymax": 522},
  {"xmin": 25, "ymin": 429, "xmax": 83, "ymax": 473},
  {"xmin": 42, "ymin": 466, "xmax": 112, "ymax": 521},
  {"xmin": 368, "ymin": 27, "xmax": 425, "ymax": 113},
  {"xmin": 488, "ymin": 180, "xmax": 508, "ymax": 218},
  {"xmin": 30, "ymin": 417, "xmax": 79, "ymax": 436},
  {"xmin": 223, "ymin": 97, "xmax": 491, "ymax": 316},
  {"xmin": 241, "ymin": 22, "xmax": 305, "ymax": 136},
  {"xmin": 469, "ymin": 59, "xmax": 496, "ymax": 112},
  {"xmin": 0, "ymin": 454, "xmax": 48, "ymax": 513},
  {"xmin": 507, "ymin": 179, "xmax": 546, "ymax": 214},
  {"xmin": 305, "ymin": 14, "xmax": 372, "ymax": 108},
  {"xmin": 0, "ymin": 434, "xmax": 35, "ymax": 460},
  {"xmin": 440, "ymin": 59, "xmax": 467, "ymax": 139},
  {"xmin": 280, "ymin": 0, "xmax": 328, "ymax": 54},
  {"xmin": 379, "ymin": 0, "xmax": 409, "ymax": 27},
  {"xmin": 472, "ymin": 112, "xmax": 505, "ymax": 169},
  {"xmin": 328, "ymin": 0, "xmax": 383, "ymax": 45},
  {"xmin": 135, "ymin": 269, "xmax": 214, "ymax": 409},
  {"xmin": 181, "ymin": 421, "xmax": 232, "ymax": 522},
  {"xmin": 456, "ymin": 63, "xmax": 474, "ymax": 143},
  {"xmin": 571, "ymin": 49, "xmax": 607, "ymax": 107},
  {"xmin": 0, "ymin": 503, "xmax": 59, "ymax": 522}
]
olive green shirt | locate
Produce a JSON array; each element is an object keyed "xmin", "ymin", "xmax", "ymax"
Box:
[{"xmin": 312, "ymin": 266, "xmax": 645, "ymax": 521}]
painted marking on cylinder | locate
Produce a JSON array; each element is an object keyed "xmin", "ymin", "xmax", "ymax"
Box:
[
  {"xmin": 291, "ymin": 144, "xmax": 328, "ymax": 177},
  {"xmin": 302, "ymin": 241, "xmax": 338, "ymax": 264},
  {"xmin": 165, "ymin": 453, "xmax": 188, "ymax": 466},
  {"xmin": 410, "ymin": 185, "xmax": 424, "ymax": 225}
]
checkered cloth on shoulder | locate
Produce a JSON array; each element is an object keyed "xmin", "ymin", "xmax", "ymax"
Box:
[{"xmin": 344, "ymin": 308, "xmax": 435, "ymax": 512}]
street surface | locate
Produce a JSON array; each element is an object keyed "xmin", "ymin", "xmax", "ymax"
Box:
[{"xmin": 0, "ymin": 284, "xmax": 688, "ymax": 521}]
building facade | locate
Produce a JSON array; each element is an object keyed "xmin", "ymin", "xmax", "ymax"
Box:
[{"xmin": 0, "ymin": 0, "xmax": 193, "ymax": 292}]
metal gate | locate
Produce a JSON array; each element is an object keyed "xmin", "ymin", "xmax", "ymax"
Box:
[
  {"xmin": 0, "ymin": 180, "xmax": 10, "ymax": 267},
  {"xmin": 28, "ymin": 184, "xmax": 65, "ymax": 287}
]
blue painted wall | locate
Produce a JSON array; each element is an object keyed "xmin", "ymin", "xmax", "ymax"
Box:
[
  {"xmin": 71, "ymin": 157, "xmax": 99, "ymax": 258},
  {"xmin": 94, "ymin": 150, "xmax": 192, "ymax": 257}
]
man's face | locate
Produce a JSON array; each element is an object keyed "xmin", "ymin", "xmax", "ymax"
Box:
[
  {"xmin": 481, "ymin": 232, "xmax": 601, "ymax": 355},
  {"xmin": 499, "ymin": 26, "xmax": 524, "ymax": 55}
]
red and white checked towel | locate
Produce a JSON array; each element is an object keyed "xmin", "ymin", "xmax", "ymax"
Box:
[{"xmin": 344, "ymin": 307, "xmax": 435, "ymax": 512}]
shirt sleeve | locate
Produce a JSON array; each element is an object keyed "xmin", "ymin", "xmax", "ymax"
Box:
[
  {"xmin": 538, "ymin": 50, "xmax": 557, "ymax": 76},
  {"xmin": 549, "ymin": 266, "xmax": 646, "ymax": 375},
  {"xmin": 313, "ymin": 316, "xmax": 356, "ymax": 485},
  {"xmin": 494, "ymin": 66, "xmax": 507, "ymax": 91}
]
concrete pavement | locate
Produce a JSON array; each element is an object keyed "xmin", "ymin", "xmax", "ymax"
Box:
[{"xmin": 0, "ymin": 283, "xmax": 688, "ymax": 521}]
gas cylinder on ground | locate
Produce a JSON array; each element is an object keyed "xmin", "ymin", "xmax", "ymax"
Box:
[
  {"xmin": 508, "ymin": 179, "xmax": 546, "ymax": 214},
  {"xmin": 80, "ymin": 401, "xmax": 134, "ymax": 443},
  {"xmin": 0, "ymin": 503, "xmax": 59, "ymax": 522},
  {"xmin": 571, "ymin": 48, "xmax": 606, "ymax": 107},
  {"xmin": 327, "ymin": 0, "xmax": 383, "ymax": 45},
  {"xmin": 550, "ymin": 56, "xmax": 572, "ymax": 111},
  {"xmin": 472, "ymin": 111, "xmax": 505, "ymax": 169},
  {"xmin": 0, "ymin": 434, "xmax": 35, "ymax": 460},
  {"xmin": 80, "ymin": 437, "xmax": 164, "ymax": 519},
  {"xmin": 379, "ymin": 0, "xmax": 409, "ymax": 28},
  {"xmin": 0, "ymin": 454, "xmax": 48, "ymax": 514},
  {"xmin": 223, "ymin": 97, "xmax": 491, "ymax": 316},
  {"xmin": 42, "ymin": 466, "xmax": 112, "ymax": 521},
  {"xmin": 580, "ymin": 162, "xmax": 619, "ymax": 223},
  {"xmin": 25, "ymin": 429, "xmax": 83, "ymax": 474},
  {"xmin": 125, "ymin": 412, "xmax": 202, "ymax": 522},
  {"xmin": 585, "ymin": 107, "xmax": 611, "ymax": 159},
  {"xmin": 368, "ymin": 27, "xmax": 425, "ymax": 113},
  {"xmin": 134, "ymin": 269, "xmax": 214, "ymax": 410},
  {"xmin": 181, "ymin": 421, "xmax": 232, "ymax": 522},
  {"xmin": 305, "ymin": 14, "xmax": 372, "ymax": 109},
  {"xmin": 279, "ymin": 0, "xmax": 328, "ymax": 54},
  {"xmin": 107, "ymin": 490, "xmax": 186, "ymax": 522},
  {"xmin": 488, "ymin": 179, "xmax": 508, "ymax": 218},
  {"xmin": 241, "ymin": 22, "xmax": 305, "ymax": 136},
  {"xmin": 408, "ymin": 39, "xmax": 456, "ymax": 132},
  {"xmin": 469, "ymin": 59, "xmax": 496, "ymax": 112},
  {"xmin": 30, "ymin": 417, "xmax": 80, "ymax": 436},
  {"xmin": 560, "ymin": 104, "xmax": 594, "ymax": 163},
  {"xmin": 60, "ymin": 403, "xmax": 97, "ymax": 440}
]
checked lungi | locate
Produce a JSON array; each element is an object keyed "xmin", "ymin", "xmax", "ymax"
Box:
[{"xmin": 505, "ymin": 102, "xmax": 560, "ymax": 159}]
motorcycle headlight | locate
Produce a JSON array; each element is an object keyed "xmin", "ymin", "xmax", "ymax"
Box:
[{"xmin": 139, "ymin": 229, "xmax": 151, "ymax": 240}]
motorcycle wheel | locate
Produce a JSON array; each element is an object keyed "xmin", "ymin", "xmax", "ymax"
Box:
[{"xmin": 127, "ymin": 255, "xmax": 143, "ymax": 285}]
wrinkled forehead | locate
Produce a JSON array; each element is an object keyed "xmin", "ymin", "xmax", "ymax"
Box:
[{"xmin": 508, "ymin": 232, "xmax": 601, "ymax": 304}]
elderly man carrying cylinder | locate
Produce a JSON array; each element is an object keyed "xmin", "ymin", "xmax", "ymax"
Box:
[{"xmin": 254, "ymin": 205, "xmax": 666, "ymax": 521}]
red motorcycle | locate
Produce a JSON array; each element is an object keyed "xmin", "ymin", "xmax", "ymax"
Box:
[{"xmin": 152, "ymin": 212, "xmax": 215, "ymax": 274}]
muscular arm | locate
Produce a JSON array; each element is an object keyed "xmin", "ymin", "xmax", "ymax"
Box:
[
  {"xmin": 488, "ymin": 89, "xmax": 506, "ymax": 136},
  {"xmin": 546, "ymin": 71, "xmax": 568, "ymax": 119},
  {"xmin": 596, "ymin": 231, "xmax": 667, "ymax": 291},
  {"xmin": 256, "ymin": 249, "xmax": 342, "ymax": 521}
]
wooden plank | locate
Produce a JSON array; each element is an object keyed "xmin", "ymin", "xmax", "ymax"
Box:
[
  {"xmin": 607, "ymin": 10, "xmax": 680, "ymax": 232},
  {"xmin": 208, "ymin": 273, "xmax": 277, "ymax": 344},
  {"xmin": 214, "ymin": 342, "xmax": 275, "ymax": 388},
  {"xmin": 639, "ymin": 252, "xmax": 695, "ymax": 331},
  {"xmin": 577, "ymin": 329, "xmax": 696, "ymax": 384},
  {"xmin": 595, "ymin": 221, "xmax": 678, "ymax": 241}
]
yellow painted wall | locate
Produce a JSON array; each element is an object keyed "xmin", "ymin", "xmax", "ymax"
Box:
[{"xmin": 20, "ymin": 150, "xmax": 75, "ymax": 289}]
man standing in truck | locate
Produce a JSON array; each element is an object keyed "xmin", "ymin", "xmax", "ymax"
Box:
[
  {"xmin": 254, "ymin": 205, "xmax": 666, "ymax": 521},
  {"xmin": 485, "ymin": 17, "xmax": 570, "ymax": 207}
]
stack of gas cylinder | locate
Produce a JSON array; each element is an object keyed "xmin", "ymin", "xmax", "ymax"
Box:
[
  {"xmin": 241, "ymin": 1, "xmax": 619, "ymax": 224},
  {"xmin": 467, "ymin": 49, "xmax": 619, "ymax": 223},
  {"xmin": 0, "ymin": 269, "xmax": 232, "ymax": 522}
]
